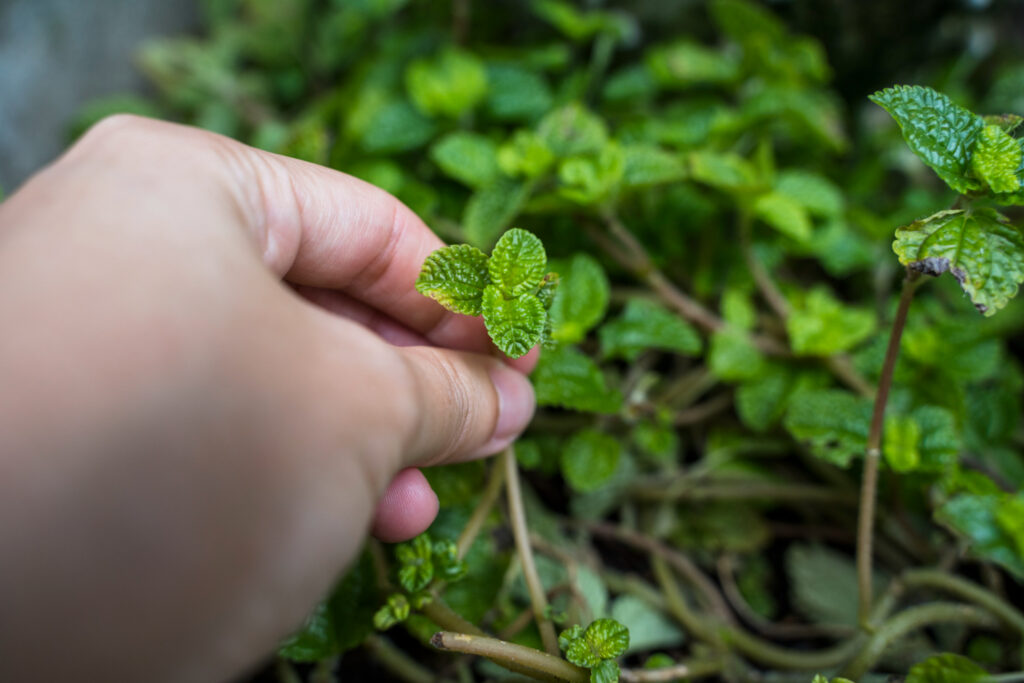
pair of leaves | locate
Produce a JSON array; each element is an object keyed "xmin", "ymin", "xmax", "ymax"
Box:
[
  {"xmin": 394, "ymin": 533, "xmax": 466, "ymax": 593},
  {"xmin": 559, "ymin": 618, "xmax": 630, "ymax": 682},
  {"xmin": 416, "ymin": 229, "xmax": 553, "ymax": 357}
]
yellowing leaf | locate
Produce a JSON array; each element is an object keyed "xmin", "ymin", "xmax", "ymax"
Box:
[{"xmin": 415, "ymin": 244, "xmax": 490, "ymax": 315}]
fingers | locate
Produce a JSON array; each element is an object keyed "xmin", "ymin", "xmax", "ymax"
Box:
[
  {"xmin": 396, "ymin": 345, "xmax": 535, "ymax": 468},
  {"xmin": 370, "ymin": 469, "xmax": 439, "ymax": 543},
  {"xmin": 67, "ymin": 115, "xmax": 499, "ymax": 355}
]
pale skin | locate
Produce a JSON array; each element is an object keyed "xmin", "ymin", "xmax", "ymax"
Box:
[{"xmin": 0, "ymin": 116, "xmax": 537, "ymax": 682}]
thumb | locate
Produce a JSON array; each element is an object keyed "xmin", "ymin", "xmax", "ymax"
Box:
[{"xmin": 397, "ymin": 346, "xmax": 535, "ymax": 467}]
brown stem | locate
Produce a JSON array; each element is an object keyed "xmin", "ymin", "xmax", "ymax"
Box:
[
  {"xmin": 431, "ymin": 632, "xmax": 588, "ymax": 683},
  {"xmin": 739, "ymin": 212, "xmax": 791, "ymax": 319},
  {"xmin": 503, "ymin": 446, "xmax": 560, "ymax": 655},
  {"xmin": 857, "ymin": 268, "xmax": 920, "ymax": 625},
  {"xmin": 421, "ymin": 598, "xmax": 486, "ymax": 637},
  {"xmin": 456, "ymin": 458, "xmax": 506, "ymax": 560}
]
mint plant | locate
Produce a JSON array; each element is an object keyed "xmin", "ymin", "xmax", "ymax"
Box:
[{"xmin": 94, "ymin": 1, "xmax": 1024, "ymax": 681}]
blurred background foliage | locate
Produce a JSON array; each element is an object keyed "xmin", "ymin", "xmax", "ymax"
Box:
[{"xmin": 51, "ymin": 0, "xmax": 1024, "ymax": 681}]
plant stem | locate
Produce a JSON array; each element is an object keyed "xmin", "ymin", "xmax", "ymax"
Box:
[
  {"xmin": 364, "ymin": 636, "xmax": 435, "ymax": 683},
  {"xmin": 857, "ymin": 267, "xmax": 920, "ymax": 625},
  {"xmin": 422, "ymin": 597, "xmax": 487, "ymax": 637},
  {"xmin": 629, "ymin": 479, "xmax": 856, "ymax": 506},
  {"xmin": 456, "ymin": 458, "xmax": 506, "ymax": 561},
  {"xmin": 503, "ymin": 446, "xmax": 560, "ymax": 655},
  {"xmin": 739, "ymin": 212, "xmax": 790, "ymax": 319},
  {"xmin": 840, "ymin": 602, "xmax": 1000, "ymax": 680},
  {"xmin": 431, "ymin": 631, "xmax": 588, "ymax": 683},
  {"xmin": 621, "ymin": 660, "xmax": 724, "ymax": 682},
  {"xmin": 901, "ymin": 569, "xmax": 1024, "ymax": 634}
]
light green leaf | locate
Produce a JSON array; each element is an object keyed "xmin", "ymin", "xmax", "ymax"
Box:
[
  {"xmin": 869, "ymin": 85, "xmax": 985, "ymax": 194},
  {"xmin": 774, "ymin": 170, "xmax": 844, "ymax": 218},
  {"xmin": 753, "ymin": 192, "xmax": 813, "ymax": 242},
  {"xmin": 722, "ymin": 288, "xmax": 757, "ymax": 330},
  {"xmin": 481, "ymin": 286, "xmax": 545, "ymax": 358},
  {"xmin": 531, "ymin": 0, "xmax": 631, "ymax": 42},
  {"xmin": 533, "ymin": 346, "xmax": 622, "ymax": 414},
  {"xmin": 971, "ymin": 124, "xmax": 1022, "ymax": 194},
  {"xmin": 488, "ymin": 228, "xmax": 547, "ymax": 296},
  {"xmin": 429, "ymin": 132, "xmax": 500, "ymax": 189},
  {"xmin": 884, "ymin": 414, "xmax": 921, "ymax": 473},
  {"xmin": 549, "ymin": 254, "xmax": 610, "ymax": 343},
  {"xmin": 646, "ymin": 40, "xmax": 740, "ymax": 88},
  {"xmin": 708, "ymin": 328, "xmax": 765, "ymax": 381},
  {"xmin": 563, "ymin": 618, "xmax": 630, "ymax": 667},
  {"xmin": 906, "ymin": 653, "xmax": 989, "ymax": 683},
  {"xmin": 498, "ymin": 130, "xmax": 555, "ymax": 178},
  {"xmin": 463, "ymin": 178, "xmax": 531, "ymax": 248},
  {"xmin": 688, "ymin": 151, "xmax": 760, "ymax": 193},
  {"xmin": 359, "ymin": 99, "xmax": 436, "ymax": 154},
  {"xmin": 786, "ymin": 287, "xmax": 875, "ymax": 356},
  {"xmin": 537, "ymin": 103, "xmax": 609, "ymax": 158},
  {"xmin": 415, "ymin": 244, "xmax": 490, "ymax": 315},
  {"xmin": 591, "ymin": 659, "xmax": 621, "ymax": 683},
  {"xmin": 600, "ymin": 299, "xmax": 702, "ymax": 361},
  {"xmin": 621, "ymin": 144, "xmax": 688, "ymax": 188},
  {"xmin": 558, "ymin": 144, "xmax": 626, "ymax": 205},
  {"xmin": 783, "ymin": 390, "xmax": 871, "ymax": 467},
  {"xmin": 561, "ymin": 430, "xmax": 621, "ymax": 493},
  {"xmin": 937, "ymin": 493, "xmax": 1024, "ymax": 579},
  {"xmin": 485, "ymin": 64, "xmax": 553, "ymax": 121},
  {"xmin": 631, "ymin": 422, "xmax": 679, "ymax": 464},
  {"xmin": 710, "ymin": 0, "xmax": 786, "ymax": 46},
  {"xmin": 786, "ymin": 544, "xmax": 883, "ymax": 626},
  {"xmin": 893, "ymin": 208, "xmax": 1024, "ymax": 316},
  {"xmin": 610, "ymin": 596, "xmax": 684, "ymax": 654},
  {"xmin": 406, "ymin": 48, "xmax": 488, "ymax": 118},
  {"xmin": 373, "ymin": 593, "xmax": 410, "ymax": 630},
  {"xmin": 396, "ymin": 534, "xmax": 434, "ymax": 592}
]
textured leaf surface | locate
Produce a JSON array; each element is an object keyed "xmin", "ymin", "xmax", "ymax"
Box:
[
  {"xmin": 561, "ymin": 430, "xmax": 622, "ymax": 493},
  {"xmin": 599, "ymin": 299, "xmax": 702, "ymax": 360},
  {"xmin": 416, "ymin": 244, "xmax": 490, "ymax": 315},
  {"xmin": 937, "ymin": 493, "xmax": 1024, "ymax": 579},
  {"xmin": 591, "ymin": 660, "xmax": 621, "ymax": 683},
  {"xmin": 481, "ymin": 285, "xmax": 545, "ymax": 358},
  {"xmin": 786, "ymin": 288, "xmax": 875, "ymax": 356},
  {"xmin": 783, "ymin": 390, "xmax": 871, "ymax": 467},
  {"xmin": 893, "ymin": 208, "xmax": 1024, "ymax": 316},
  {"xmin": 548, "ymin": 254, "xmax": 610, "ymax": 343},
  {"xmin": 533, "ymin": 346, "xmax": 622, "ymax": 413},
  {"xmin": 396, "ymin": 534, "xmax": 434, "ymax": 592},
  {"xmin": 430, "ymin": 132, "xmax": 500, "ymax": 189},
  {"xmin": 971, "ymin": 124, "xmax": 1022, "ymax": 194},
  {"xmin": 562, "ymin": 618, "xmax": 630, "ymax": 667},
  {"xmin": 869, "ymin": 85, "xmax": 984, "ymax": 194},
  {"xmin": 538, "ymin": 103, "xmax": 609, "ymax": 158},
  {"xmin": 708, "ymin": 328, "xmax": 765, "ymax": 381},
  {"xmin": 488, "ymin": 228, "xmax": 547, "ymax": 296},
  {"xmin": 906, "ymin": 654, "xmax": 989, "ymax": 683}
]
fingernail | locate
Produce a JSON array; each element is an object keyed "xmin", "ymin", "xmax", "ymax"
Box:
[{"xmin": 474, "ymin": 365, "xmax": 535, "ymax": 457}]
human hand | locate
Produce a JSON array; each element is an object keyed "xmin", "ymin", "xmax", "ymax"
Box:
[{"xmin": 0, "ymin": 116, "xmax": 536, "ymax": 682}]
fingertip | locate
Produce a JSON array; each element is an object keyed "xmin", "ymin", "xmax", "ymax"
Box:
[{"xmin": 370, "ymin": 468, "xmax": 439, "ymax": 543}]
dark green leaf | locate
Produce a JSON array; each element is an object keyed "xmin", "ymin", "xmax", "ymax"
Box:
[
  {"xmin": 485, "ymin": 64, "xmax": 553, "ymax": 121},
  {"xmin": 359, "ymin": 99, "xmax": 436, "ymax": 154},
  {"xmin": 600, "ymin": 299, "xmax": 702, "ymax": 360},
  {"xmin": 774, "ymin": 170, "xmax": 844, "ymax": 218},
  {"xmin": 937, "ymin": 493, "xmax": 1024, "ymax": 579},
  {"xmin": 416, "ymin": 244, "xmax": 490, "ymax": 315},
  {"xmin": 533, "ymin": 346, "xmax": 622, "ymax": 413},
  {"xmin": 783, "ymin": 390, "xmax": 871, "ymax": 467},
  {"xmin": 894, "ymin": 208, "xmax": 1024, "ymax": 316},
  {"xmin": 869, "ymin": 85, "xmax": 985, "ymax": 194},
  {"xmin": 689, "ymin": 151, "xmax": 761, "ymax": 193},
  {"xmin": 481, "ymin": 285, "xmax": 546, "ymax": 358},
  {"xmin": 609, "ymin": 596, "xmax": 684, "ymax": 653},
  {"xmin": 561, "ymin": 430, "xmax": 622, "ymax": 493},
  {"xmin": 548, "ymin": 254, "xmax": 610, "ymax": 343},
  {"xmin": 621, "ymin": 144, "xmax": 688, "ymax": 188},
  {"xmin": 429, "ymin": 132, "xmax": 500, "ymax": 189},
  {"xmin": 463, "ymin": 178, "xmax": 532, "ymax": 249}
]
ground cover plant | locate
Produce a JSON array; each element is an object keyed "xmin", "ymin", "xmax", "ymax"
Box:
[{"xmin": 71, "ymin": 1, "xmax": 1024, "ymax": 681}]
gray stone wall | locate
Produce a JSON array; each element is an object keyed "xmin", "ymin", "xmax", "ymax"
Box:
[{"xmin": 0, "ymin": 0, "xmax": 198, "ymax": 193}]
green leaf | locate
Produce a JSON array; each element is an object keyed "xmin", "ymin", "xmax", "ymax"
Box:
[
  {"xmin": 488, "ymin": 228, "xmax": 547, "ymax": 296},
  {"xmin": 753, "ymin": 192, "xmax": 813, "ymax": 242},
  {"xmin": 429, "ymin": 132, "xmax": 500, "ymax": 189},
  {"xmin": 533, "ymin": 346, "xmax": 622, "ymax": 413},
  {"xmin": 621, "ymin": 144, "xmax": 688, "ymax": 188},
  {"xmin": 600, "ymin": 299, "xmax": 702, "ymax": 361},
  {"xmin": 359, "ymin": 99, "xmax": 436, "ymax": 154},
  {"xmin": 869, "ymin": 85, "xmax": 985, "ymax": 194},
  {"xmin": 609, "ymin": 596, "xmax": 685, "ymax": 653},
  {"xmin": 416, "ymin": 244, "xmax": 490, "ymax": 315},
  {"xmin": 498, "ymin": 130, "xmax": 555, "ymax": 178},
  {"xmin": 736, "ymin": 364, "xmax": 823, "ymax": 432},
  {"xmin": 558, "ymin": 144, "xmax": 626, "ymax": 205},
  {"xmin": 531, "ymin": 0, "xmax": 630, "ymax": 42},
  {"xmin": 783, "ymin": 390, "xmax": 871, "ymax": 467},
  {"xmin": 562, "ymin": 618, "xmax": 630, "ymax": 667},
  {"xmin": 689, "ymin": 151, "xmax": 760, "ymax": 193},
  {"xmin": 884, "ymin": 414, "xmax": 921, "ymax": 473},
  {"xmin": 561, "ymin": 430, "xmax": 622, "ymax": 493},
  {"xmin": 906, "ymin": 654, "xmax": 989, "ymax": 683},
  {"xmin": 396, "ymin": 534, "xmax": 434, "ymax": 592},
  {"xmin": 481, "ymin": 285, "xmax": 545, "ymax": 358},
  {"xmin": 406, "ymin": 48, "xmax": 488, "ymax": 118},
  {"xmin": 708, "ymin": 328, "xmax": 765, "ymax": 381},
  {"xmin": 774, "ymin": 170, "xmax": 844, "ymax": 218},
  {"xmin": 631, "ymin": 422, "xmax": 679, "ymax": 464},
  {"xmin": 893, "ymin": 208, "xmax": 1024, "ymax": 316},
  {"xmin": 937, "ymin": 493, "xmax": 1024, "ymax": 579},
  {"xmin": 787, "ymin": 544, "xmax": 878, "ymax": 626},
  {"xmin": 591, "ymin": 659, "xmax": 621, "ymax": 683},
  {"xmin": 463, "ymin": 177, "xmax": 532, "ymax": 248},
  {"xmin": 710, "ymin": 0, "xmax": 786, "ymax": 46},
  {"xmin": 373, "ymin": 593, "xmax": 410, "ymax": 630},
  {"xmin": 912, "ymin": 406, "xmax": 961, "ymax": 472},
  {"xmin": 485, "ymin": 64, "xmax": 553, "ymax": 121},
  {"xmin": 646, "ymin": 40, "xmax": 740, "ymax": 88},
  {"xmin": 537, "ymin": 103, "xmax": 609, "ymax": 158},
  {"xmin": 785, "ymin": 287, "xmax": 875, "ymax": 356},
  {"xmin": 548, "ymin": 254, "xmax": 610, "ymax": 343},
  {"xmin": 971, "ymin": 124, "xmax": 1023, "ymax": 194}
]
